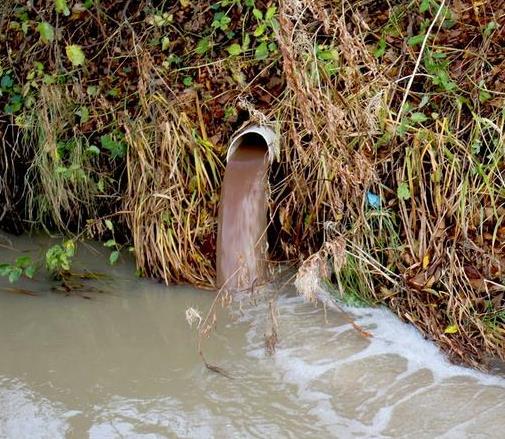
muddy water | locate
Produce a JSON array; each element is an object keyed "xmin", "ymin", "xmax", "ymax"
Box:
[
  {"xmin": 1, "ymin": 234, "xmax": 505, "ymax": 438},
  {"xmin": 216, "ymin": 136, "xmax": 268, "ymax": 291}
]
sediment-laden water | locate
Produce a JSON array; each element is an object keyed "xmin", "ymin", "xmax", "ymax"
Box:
[
  {"xmin": 216, "ymin": 134, "xmax": 269, "ymax": 291},
  {"xmin": 1, "ymin": 235, "xmax": 504, "ymax": 438}
]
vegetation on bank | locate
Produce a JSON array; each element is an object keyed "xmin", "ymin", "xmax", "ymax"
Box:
[{"xmin": 0, "ymin": 0, "xmax": 504, "ymax": 368}]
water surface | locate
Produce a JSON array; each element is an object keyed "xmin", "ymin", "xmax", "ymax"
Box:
[{"xmin": 0, "ymin": 234, "xmax": 504, "ymax": 438}]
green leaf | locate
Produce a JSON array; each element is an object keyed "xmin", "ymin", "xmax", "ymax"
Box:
[
  {"xmin": 104, "ymin": 239, "xmax": 116, "ymax": 248},
  {"xmin": 65, "ymin": 45, "xmax": 86, "ymax": 66},
  {"xmin": 105, "ymin": 219, "xmax": 114, "ymax": 231},
  {"xmin": 483, "ymin": 21, "xmax": 498, "ymax": 37},
  {"xmin": 253, "ymin": 23, "xmax": 266, "ymax": 37},
  {"xmin": 182, "ymin": 76, "xmax": 193, "ymax": 87},
  {"xmin": 100, "ymin": 134, "xmax": 126, "ymax": 159},
  {"xmin": 410, "ymin": 112, "xmax": 428, "ymax": 124},
  {"xmin": 444, "ymin": 324, "xmax": 458, "ymax": 334},
  {"xmin": 109, "ymin": 251, "xmax": 120, "ymax": 265},
  {"xmin": 397, "ymin": 182, "xmax": 411, "ymax": 201},
  {"xmin": 8, "ymin": 267, "xmax": 22, "ymax": 283},
  {"xmin": 0, "ymin": 264, "xmax": 11, "ymax": 276},
  {"xmin": 195, "ymin": 37, "xmax": 210, "ymax": 55},
  {"xmin": 408, "ymin": 34, "xmax": 426, "ymax": 46},
  {"xmin": 265, "ymin": 6, "xmax": 277, "ymax": 21},
  {"xmin": 15, "ymin": 256, "xmax": 32, "ymax": 269},
  {"xmin": 227, "ymin": 43, "xmax": 242, "ymax": 56},
  {"xmin": 37, "ymin": 22, "xmax": 55, "ymax": 44},
  {"xmin": 479, "ymin": 89, "xmax": 491, "ymax": 103},
  {"xmin": 78, "ymin": 106, "xmax": 89, "ymax": 124},
  {"xmin": 161, "ymin": 36, "xmax": 170, "ymax": 51},
  {"xmin": 255, "ymin": 42, "xmax": 268, "ymax": 60},
  {"xmin": 24, "ymin": 265, "xmax": 37, "ymax": 279},
  {"xmin": 55, "ymin": 0, "xmax": 70, "ymax": 16},
  {"xmin": 373, "ymin": 38, "xmax": 386, "ymax": 58},
  {"xmin": 86, "ymin": 145, "xmax": 100, "ymax": 155},
  {"xmin": 252, "ymin": 8, "xmax": 263, "ymax": 20},
  {"xmin": 1, "ymin": 75, "xmax": 13, "ymax": 89},
  {"xmin": 419, "ymin": 0, "xmax": 430, "ymax": 13}
]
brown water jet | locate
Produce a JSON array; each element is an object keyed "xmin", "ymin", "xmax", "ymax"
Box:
[{"xmin": 216, "ymin": 131, "xmax": 270, "ymax": 292}]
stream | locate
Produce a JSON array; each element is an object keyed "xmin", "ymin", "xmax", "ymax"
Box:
[{"xmin": 1, "ymin": 234, "xmax": 504, "ymax": 438}]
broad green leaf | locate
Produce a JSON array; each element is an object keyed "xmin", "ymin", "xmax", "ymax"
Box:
[
  {"xmin": 265, "ymin": 6, "xmax": 277, "ymax": 20},
  {"xmin": 15, "ymin": 256, "xmax": 32, "ymax": 268},
  {"xmin": 195, "ymin": 38, "xmax": 210, "ymax": 55},
  {"xmin": 55, "ymin": 0, "xmax": 70, "ymax": 16},
  {"xmin": 100, "ymin": 134, "xmax": 126, "ymax": 159},
  {"xmin": 410, "ymin": 112, "xmax": 428, "ymax": 124},
  {"xmin": 227, "ymin": 43, "xmax": 242, "ymax": 56},
  {"xmin": 253, "ymin": 23, "xmax": 266, "ymax": 37},
  {"xmin": 0, "ymin": 264, "xmax": 11, "ymax": 276},
  {"xmin": 24, "ymin": 265, "xmax": 37, "ymax": 279},
  {"xmin": 1, "ymin": 75, "xmax": 13, "ymax": 89},
  {"xmin": 408, "ymin": 34, "xmax": 425, "ymax": 46},
  {"xmin": 252, "ymin": 8, "xmax": 263, "ymax": 20},
  {"xmin": 397, "ymin": 182, "xmax": 411, "ymax": 201},
  {"xmin": 37, "ymin": 22, "xmax": 54, "ymax": 44},
  {"xmin": 419, "ymin": 0, "xmax": 430, "ymax": 13},
  {"xmin": 255, "ymin": 42, "xmax": 268, "ymax": 60},
  {"xmin": 86, "ymin": 145, "xmax": 100, "ymax": 155},
  {"xmin": 109, "ymin": 250, "xmax": 120, "ymax": 265},
  {"xmin": 105, "ymin": 219, "xmax": 114, "ymax": 231},
  {"xmin": 65, "ymin": 45, "xmax": 86, "ymax": 66},
  {"xmin": 8, "ymin": 267, "xmax": 22, "ymax": 283},
  {"xmin": 104, "ymin": 239, "xmax": 116, "ymax": 248},
  {"xmin": 161, "ymin": 36, "xmax": 170, "ymax": 51},
  {"xmin": 373, "ymin": 38, "xmax": 386, "ymax": 58},
  {"xmin": 444, "ymin": 324, "xmax": 458, "ymax": 334}
]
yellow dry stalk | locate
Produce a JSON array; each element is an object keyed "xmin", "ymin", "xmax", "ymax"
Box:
[{"xmin": 124, "ymin": 94, "xmax": 223, "ymax": 287}]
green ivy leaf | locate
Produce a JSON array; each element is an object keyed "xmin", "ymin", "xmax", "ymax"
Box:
[
  {"xmin": 15, "ymin": 256, "xmax": 32, "ymax": 269},
  {"xmin": 195, "ymin": 38, "xmax": 210, "ymax": 55},
  {"xmin": 227, "ymin": 43, "xmax": 242, "ymax": 56},
  {"xmin": 397, "ymin": 182, "xmax": 411, "ymax": 201},
  {"xmin": 86, "ymin": 145, "xmax": 100, "ymax": 156},
  {"xmin": 55, "ymin": 0, "xmax": 70, "ymax": 16},
  {"xmin": 419, "ymin": 0, "xmax": 431, "ymax": 13},
  {"xmin": 161, "ymin": 36, "xmax": 170, "ymax": 51},
  {"xmin": 253, "ymin": 23, "xmax": 266, "ymax": 37},
  {"xmin": 65, "ymin": 45, "xmax": 86, "ymax": 66},
  {"xmin": 100, "ymin": 134, "xmax": 126, "ymax": 159},
  {"xmin": 8, "ymin": 267, "xmax": 23, "ymax": 283},
  {"xmin": 265, "ymin": 6, "xmax": 277, "ymax": 20},
  {"xmin": 109, "ymin": 251, "xmax": 120, "ymax": 265},
  {"xmin": 255, "ymin": 42, "xmax": 268, "ymax": 60},
  {"xmin": 1, "ymin": 75, "xmax": 13, "ymax": 89},
  {"xmin": 37, "ymin": 22, "xmax": 55, "ymax": 44},
  {"xmin": 373, "ymin": 38, "xmax": 386, "ymax": 58},
  {"xmin": 410, "ymin": 112, "xmax": 428, "ymax": 124},
  {"xmin": 408, "ymin": 34, "xmax": 425, "ymax": 46},
  {"xmin": 24, "ymin": 265, "xmax": 37, "ymax": 279}
]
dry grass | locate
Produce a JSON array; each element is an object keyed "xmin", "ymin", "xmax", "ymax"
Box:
[
  {"xmin": 124, "ymin": 76, "xmax": 223, "ymax": 286},
  {"xmin": 279, "ymin": 0, "xmax": 505, "ymax": 367}
]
